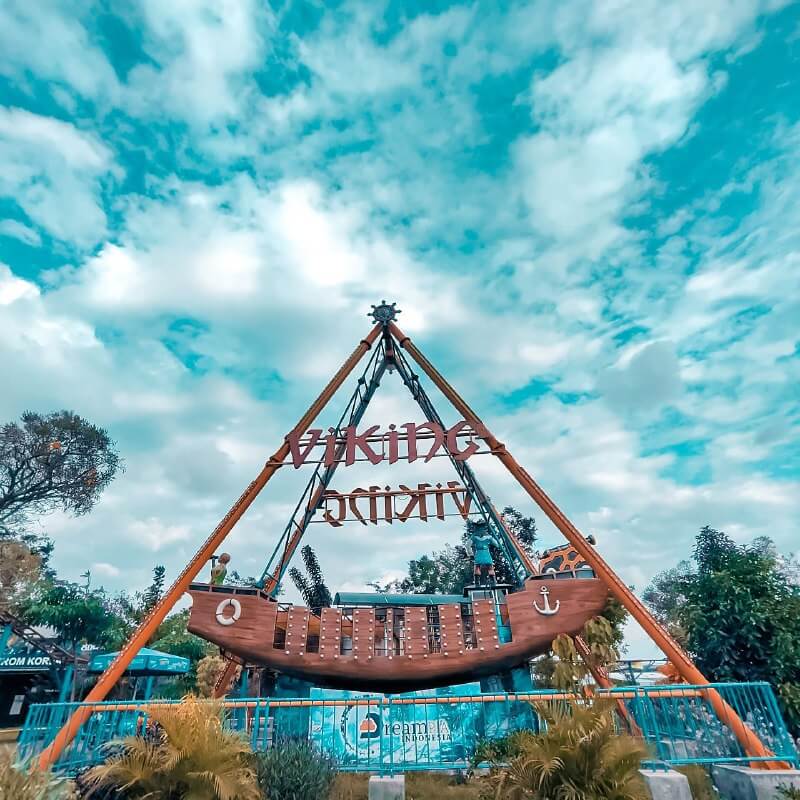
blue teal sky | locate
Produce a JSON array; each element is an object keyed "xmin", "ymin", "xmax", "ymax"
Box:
[{"xmin": 1, "ymin": 1, "xmax": 798, "ymax": 654}]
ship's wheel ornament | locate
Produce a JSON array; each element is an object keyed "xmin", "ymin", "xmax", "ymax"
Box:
[
  {"xmin": 369, "ymin": 300, "xmax": 401, "ymax": 324},
  {"xmin": 534, "ymin": 586, "xmax": 560, "ymax": 616}
]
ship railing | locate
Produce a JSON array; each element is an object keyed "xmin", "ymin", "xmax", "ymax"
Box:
[
  {"xmin": 188, "ymin": 582, "xmax": 273, "ymax": 599},
  {"xmin": 530, "ymin": 567, "xmax": 596, "ymax": 580}
]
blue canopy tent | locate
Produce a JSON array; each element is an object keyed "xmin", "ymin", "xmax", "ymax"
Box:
[{"xmin": 88, "ymin": 648, "xmax": 190, "ymax": 700}]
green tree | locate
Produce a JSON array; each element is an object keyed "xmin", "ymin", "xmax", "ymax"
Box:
[
  {"xmin": 644, "ymin": 526, "xmax": 800, "ymax": 735},
  {"xmin": 101, "ymin": 565, "xmax": 169, "ymax": 651},
  {"xmin": 0, "ymin": 410, "xmax": 122, "ymax": 538},
  {"xmin": 289, "ymin": 545, "xmax": 332, "ymax": 611},
  {"xmin": 141, "ymin": 564, "xmax": 166, "ymax": 613},
  {"xmin": 24, "ymin": 581, "xmax": 114, "ymax": 700}
]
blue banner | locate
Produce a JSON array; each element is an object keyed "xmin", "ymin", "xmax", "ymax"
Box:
[{"xmin": 308, "ymin": 683, "xmax": 536, "ymax": 769}]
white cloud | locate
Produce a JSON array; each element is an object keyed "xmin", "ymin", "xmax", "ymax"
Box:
[
  {"xmin": 0, "ymin": 109, "xmax": 114, "ymax": 246},
  {"xmin": 0, "ymin": 3, "xmax": 119, "ymax": 102},
  {"xmin": 126, "ymin": 0, "xmax": 271, "ymax": 123},
  {"xmin": 0, "ymin": 0, "xmax": 797, "ymax": 666},
  {"xmin": 0, "ymin": 263, "xmax": 39, "ymax": 305},
  {"xmin": 128, "ymin": 517, "xmax": 192, "ymax": 552},
  {"xmin": 0, "ymin": 219, "xmax": 42, "ymax": 246},
  {"xmin": 91, "ymin": 562, "xmax": 121, "ymax": 578},
  {"xmin": 598, "ymin": 340, "xmax": 683, "ymax": 412},
  {"xmin": 512, "ymin": 1, "xmax": 768, "ymax": 262}
]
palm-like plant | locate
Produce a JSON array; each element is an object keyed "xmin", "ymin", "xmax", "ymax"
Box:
[
  {"xmin": 493, "ymin": 700, "xmax": 648, "ymax": 800},
  {"xmin": 83, "ymin": 695, "xmax": 259, "ymax": 800},
  {"xmin": 289, "ymin": 545, "xmax": 332, "ymax": 611}
]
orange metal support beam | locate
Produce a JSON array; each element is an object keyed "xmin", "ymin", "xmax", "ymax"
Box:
[
  {"xmin": 212, "ymin": 657, "xmax": 241, "ymax": 699},
  {"xmin": 389, "ymin": 321, "xmax": 785, "ymax": 769},
  {"xmin": 37, "ymin": 324, "xmax": 383, "ymax": 770}
]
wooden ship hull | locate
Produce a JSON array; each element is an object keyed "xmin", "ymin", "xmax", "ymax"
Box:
[{"xmin": 187, "ymin": 576, "xmax": 608, "ymax": 693}]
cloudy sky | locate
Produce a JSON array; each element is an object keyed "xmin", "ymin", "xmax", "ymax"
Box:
[{"xmin": 1, "ymin": 1, "xmax": 798, "ymax": 657}]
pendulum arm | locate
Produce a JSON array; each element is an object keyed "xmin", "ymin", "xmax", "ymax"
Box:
[
  {"xmin": 259, "ymin": 345, "xmax": 388, "ymax": 595},
  {"xmin": 37, "ymin": 323, "xmax": 383, "ymax": 771},
  {"xmin": 389, "ymin": 320, "xmax": 786, "ymax": 769},
  {"xmin": 391, "ymin": 344, "xmax": 535, "ymax": 584}
]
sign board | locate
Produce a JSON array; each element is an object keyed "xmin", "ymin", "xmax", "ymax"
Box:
[
  {"xmin": 287, "ymin": 421, "xmax": 487, "ymax": 468},
  {"xmin": 308, "ymin": 683, "xmax": 535, "ymax": 768}
]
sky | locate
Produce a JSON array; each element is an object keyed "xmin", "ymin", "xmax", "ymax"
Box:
[{"xmin": 0, "ymin": 0, "xmax": 798, "ymax": 658}]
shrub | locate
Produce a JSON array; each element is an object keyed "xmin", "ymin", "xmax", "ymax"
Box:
[
  {"xmin": 493, "ymin": 700, "xmax": 648, "ymax": 800},
  {"xmin": 469, "ymin": 731, "xmax": 535, "ymax": 770},
  {"xmin": 82, "ymin": 695, "xmax": 259, "ymax": 800},
  {"xmin": 0, "ymin": 750, "xmax": 74, "ymax": 799},
  {"xmin": 254, "ymin": 739, "xmax": 337, "ymax": 800}
]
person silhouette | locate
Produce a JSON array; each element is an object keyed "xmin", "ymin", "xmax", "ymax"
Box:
[
  {"xmin": 470, "ymin": 522, "xmax": 501, "ymax": 586},
  {"xmin": 210, "ymin": 553, "xmax": 231, "ymax": 586}
]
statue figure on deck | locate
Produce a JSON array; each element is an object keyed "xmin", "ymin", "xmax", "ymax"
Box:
[
  {"xmin": 210, "ymin": 553, "xmax": 231, "ymax": 586},
  {"xmin": 470, "ymin": 522, "xmax": 501, "ymax": 586}
]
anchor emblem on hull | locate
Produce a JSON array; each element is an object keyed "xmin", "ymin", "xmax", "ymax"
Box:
[{"xmin": 533, "ymin": 586, "xmax": 560, "ymax": 616}]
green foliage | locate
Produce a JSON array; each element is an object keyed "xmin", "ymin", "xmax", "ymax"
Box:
[
  {"xmin": 469, "ymin": 730, "xmax": 535, "ymax": 769},
  {"xmin": 289, "ymin": 545, "xmax": 332, "ymax": 610},
  {"xmin": 533, "ymin": 609, "xmax": 621, "ymax": 691},
  {"xmin": 101, "ymin": 565, "xmax": 170, "ymax": 650},
  {"xmin": 492, "ymin": 700, "xmax": 648, "ymax": 800},
  {"xmin": 254, "ymin": 739, "xmax": 337, "ymax": 800},
  {"xmin": 24, "ymin": 581, "xmax": 112, "ymax": 651},
  {"xmin": 775, "ymin": 785, "xmax": 800, "ymax": 800},
  {"xmin": 141, "ymin": 564, "xmax": 166, "ymax": 614},
  {"xmin": 600, "ymin": 594, "xmax": 629, "ymax": 654},
  {"xmin": 644, "ymin": 526, "xmax": 800, "ymax": 736},
  {"xmin": 0, "ymin": 751, "xmax": 74, "ymax": 800},
  {"xmin": 83, "ymin": 695, "xmax": 259, "ymax": 800},
  {"xmin": 0, "ymin": 410, "xmax": 121, "ymax": 538}
]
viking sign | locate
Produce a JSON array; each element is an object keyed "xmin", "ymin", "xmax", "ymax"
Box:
[
  {"xmin": 286, "ymin": 421, "xmax": 487, "ymax": 469},
  {"xmin": 320, "ymin": 482, "xmax": 473, "ymax": 527}
]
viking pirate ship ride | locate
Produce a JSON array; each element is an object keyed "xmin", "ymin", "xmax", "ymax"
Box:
[
  {"xmin": 186, "ymin": 302, "xmax": 608, "ymax": 692},
  {"xmin": 39, "ymin": 301, "xmax": 784, "ymax": 770}
]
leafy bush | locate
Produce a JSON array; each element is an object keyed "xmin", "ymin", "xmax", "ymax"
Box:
[
  {"xmin": 492, "ymin": 700, "xmax": 648, "ymax": 800},
  {"xmin": 254, "ymin": 739, "xmax": 337, "ymax": 800},
  {"xmin": 82, "ymin": 695, "xmax": 259, "ymax": 800},
  {"xmin": 0, "ymin": 750, "xmax": 74, "ymax": 799},
  {"xmin": 776, "ymin": 786, "xmax": 800, "ymax": 800},
  {"xmin": 469, "ymin": 731, "xmax": 535, "ymax": 769}
]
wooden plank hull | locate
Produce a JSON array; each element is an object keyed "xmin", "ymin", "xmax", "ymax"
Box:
[{"xmin": 187, "ymin": 578, "xmax": 608, "ymax": 693}]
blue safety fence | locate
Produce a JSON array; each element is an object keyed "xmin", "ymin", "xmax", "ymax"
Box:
[
  {"xmin": 18, "ymin": 682, "xmax": 799, "ymax": 776},
  {"xmin": 608, "ymin": 683, "xmax": 800, "ymax": 768}
]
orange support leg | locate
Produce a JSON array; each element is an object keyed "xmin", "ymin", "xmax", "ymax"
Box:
[
  {"xmin": 37, "ymin": 324, "xmax": 382, "ymax": 770},
  {"xmin": 390, "ymin": 321, "xmax": 786, "ymax": 769}
]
